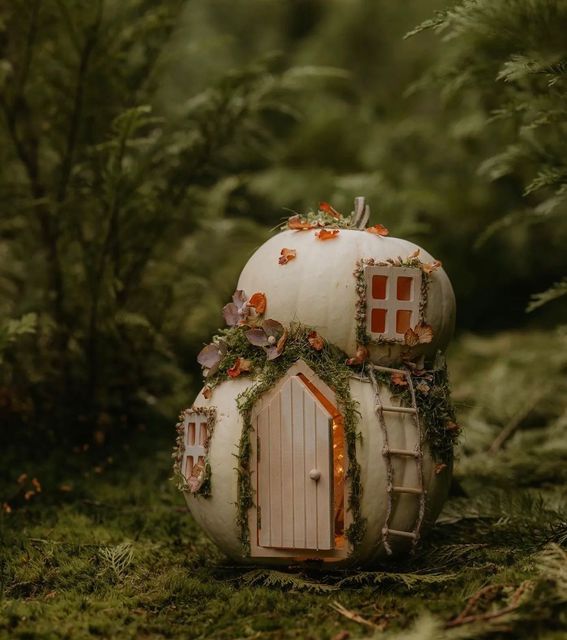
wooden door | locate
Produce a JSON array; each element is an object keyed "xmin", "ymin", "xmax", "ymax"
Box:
[{"xmin": 256, "ymin": 375, "xmax": 334, "ymax": 551}]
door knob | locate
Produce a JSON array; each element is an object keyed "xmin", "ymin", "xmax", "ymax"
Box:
[{"xmin": 309, "ymin": 469, "xmax": 321, "ymax": 481}]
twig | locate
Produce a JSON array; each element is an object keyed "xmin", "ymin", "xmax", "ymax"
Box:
[
  {"xmin": 445, "ymin": 581, "xmax": 534, "ymax": 629},
  {"xmin": 330, "ymin": 601, "xmax": 378, "ymax": 629},
  {"xmin": 488, "ymin": 390, "xmax": 547, "ymax": 453}
]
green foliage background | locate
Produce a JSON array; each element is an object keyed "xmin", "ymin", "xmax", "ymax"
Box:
[{"xmin": 0, "ymin": 1, "xmax": 566, "ymax": 637}]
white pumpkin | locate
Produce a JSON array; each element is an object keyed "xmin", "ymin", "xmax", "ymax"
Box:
[
  {"xmin": 238, "ymin": 229, "xmax": 455, "ymax": 365},
  {"xmin": 179, "ymin": 216, "xmax": 457, "ymax": 566},
  {"xmin": 182, "ymin": 363, "xmax": 451, "ymax": 566}
]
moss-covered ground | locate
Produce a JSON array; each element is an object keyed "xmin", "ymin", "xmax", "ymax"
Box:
[{"xmin": 1, "ymin": 331, "xmax": 566, "ymax": 639}]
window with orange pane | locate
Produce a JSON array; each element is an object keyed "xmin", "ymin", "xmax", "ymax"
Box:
[{"xmin": 364, "ymin": 266, "xmax": 422, "ymax": 341}]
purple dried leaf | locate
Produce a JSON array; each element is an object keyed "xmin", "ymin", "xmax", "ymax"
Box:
[
  {"xmin": 232, "ymin": 289, "xmax": 248, "ymax": 310},
  {"xmin": 197, "ymin": 343, "xmax": 222, "ymax": 369},
  {"xmin": 223, "ymin": 302, "xmax": 240, "ymax": 327},
  {"xmin": 264, "ymin": 345, "xmax": 282, "ymax": 360},
  {"xmin": 262, "ymin": 319, "xmax": 284, "ymax": 338},
  {"xmin": 246, "ymin": 328, "xmax": 270, "ymax": 347}
]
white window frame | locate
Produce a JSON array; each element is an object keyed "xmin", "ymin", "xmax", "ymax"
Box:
[
  {"xmin": 182, "ymin": 411, "xmax": 209, "ymax": 480},
  {"xmin": 365, "ymin": 265, "xmax": 422, "ymax": 341}
]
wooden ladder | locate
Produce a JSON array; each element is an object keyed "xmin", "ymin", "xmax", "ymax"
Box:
[{"xmin": 368, "ymin": 364, "xmax": 426, "ymax": 555}]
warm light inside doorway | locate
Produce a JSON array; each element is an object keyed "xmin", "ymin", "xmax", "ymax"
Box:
[{"xmin": 296, "ymin": 373, "xmax": 346, "ymax": 548}]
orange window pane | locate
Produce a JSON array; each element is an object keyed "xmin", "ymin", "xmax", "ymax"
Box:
[
  {"xmin": 199, "ymin": 424, "xmax": 208, "ymax": 446},
  {"xmin": 187, "ymin": 422, "xmax": 196, "ymax": 445},
  {"xmin": 372, "ymin": 275, "xmax": 388, "ymax": 300},
  {"xmin": 397, "ymin": 276, "xmax": 413, "ymax": 301},
  {"xmin": 371, "ymin": 308, "xmax": 387, "ymax": 333},
  {"xmin": 185, "ymin": 455, "xmax": 194, "ymax": 477},
  {"xmin": 396, "ymin": 310, "xmax": 412, "ymax": 334}
]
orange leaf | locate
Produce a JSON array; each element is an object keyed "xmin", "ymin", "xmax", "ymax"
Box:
[
  {"xmin": 188, "ymin": 460, "xmax": 206, "ymax": 493},
  {"xmin": 366, "ymin": 224, "xmax": 389, "ymax": 236},
  {"xmin": 315, "ymin": 228, "xmax": 340, "ymax": 240},
  {"xmin": 202, "ymin": 386, "xmax": 212, "ymax": 399},
  {"xmin": 404, "ymin": 328, "xmax": 419, "ymax": 347},
  {"xmin": 307, "ymin": 330, "xmax": 324, "ymax": 351},
  {"xmin": 422, "ymin": 260, "xmax": 442, "ymax": 274},
  {"xmin": 391, "ymin": 371, "xmax": 408, "ymax": 387},
  {"xmin": 409, "ymin": 248, "xmax": 420, "ymax": 259},
  {"xmin": 405, "ymin": 322, "xmax": 434, "ymax": 346},
  {"xmin": 346, "ymin": 344, "xmax": 369, "ymax": 366},
  {"xmin": 227, "ymin": 358, "xmax": 242, "ymax": 378},
  {"xmin": 446, "ymin": 421, "xmax": 460, "ymax": 432},
  {"xmin": 319, "ymin": 201, "xmax": 341, "ymax": 219},
  {"xmin": 248, "ymin": 292, "xmax": 266, "ymax": 315},
  {"xmin": 414, "ymin": 322, "xmax": 434, "ymax": 344},
  {"xmin": 435, "ymin": 463, "xmax": 447, "ymax": 475},
  {"xmin": 279, "ymin": 248, "xmax": 297, "ymax": 264},
  {"xmin": 228, "ymin": 357, "xmax": 253, "ymax": 378},
  {"xmin": 288, "ymin": 215, "xmax": 315, "ymax": 230},
  {"xmin": 276, "ymin": 329, "xmax": 288, "ymax": 354}
]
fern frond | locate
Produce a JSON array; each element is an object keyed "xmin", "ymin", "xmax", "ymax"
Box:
[
  {"xmin": 98, "ymin": 542, "xmax": 134, "ymax": 580},
  {"xmin": 404, "ymin": 11, "xmax": 450, "ymax": 39},
  {"xmin": 336, "ymin": 570, "xmax": 454, "ymax": 589},
  {"xmin": 239, "ymin": 569, "xmax": 337, "ymax": 593},
  {"xmin": 527, "ymin": 277, "xmax": 567, "ymax": 312}
]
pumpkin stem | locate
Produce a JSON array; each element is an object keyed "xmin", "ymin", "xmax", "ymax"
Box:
[{"xmin": 353, "ymin": 196, "xmax": 371, "ymax": 229}]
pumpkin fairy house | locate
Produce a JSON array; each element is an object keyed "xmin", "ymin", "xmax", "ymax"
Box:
[{"xmin": 174, "ymin": 197, "xmax": 459, "ymax": 566}]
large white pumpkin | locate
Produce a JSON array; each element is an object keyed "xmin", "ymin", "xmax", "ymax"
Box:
[
  {"xmin": 238, "ymin": 229, "xmax": 455, "ymax": 365},
  {"xmin": 182, "ymin": 363, "xmax": 451, "ymax": 566}
]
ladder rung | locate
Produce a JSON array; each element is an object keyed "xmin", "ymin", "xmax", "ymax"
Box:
[
  {"xmin": 384, "ymin": 448, "xmax": 419, "ymax": 458},
  {"xmin": 380, "ymin": 405, "xmax": 417, "ymax": 415},
  {"xmin": 384, "ymin": 528, "xmax": 418, "ymax": 540},
  {"xmin": 390, "ymin": 486, "xmax": 424, "ymax": 495},
  {"xmin": 371, "ymin": 365, "xmax": 407, "ymax": 376}
]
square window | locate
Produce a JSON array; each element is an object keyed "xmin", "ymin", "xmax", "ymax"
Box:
[
  {"xmin": 396, "ymin": 310, "xmax": 412, "ymax": 334},
  {"xmin": 371, "ymin": 308, "xmax": 387, "ymax": 333},
  {"xmin": 372, "ymin": 275, "xmax": 388, "ymax": 300},
  {"xmin": 397, "ymin": 276, "xmax": 413, "ymax": 301},
  {"xmin": 364, "ymin": 264, "xmax": 422, "ymax": 342}
]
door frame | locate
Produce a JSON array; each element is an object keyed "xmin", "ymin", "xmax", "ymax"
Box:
[{"xmin": 247, "ymin": 360, "xmax": 351, "ymax": 560}]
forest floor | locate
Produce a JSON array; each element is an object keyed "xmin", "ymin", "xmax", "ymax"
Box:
[{"xmin": 1, "ymin": 331, "xmax": 566, "ymax": 640}]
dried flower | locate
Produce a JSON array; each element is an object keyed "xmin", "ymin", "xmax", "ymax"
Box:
[
  {"xmin": 279, "ymin": 248, "xmax": 297, "ymax": 264},
  {"xmin": 315, "ymin": 228, "xmax": 340, "ymax": 240},
  {"xmin": 366, "ymin": 224, "xmax": 389, "ymax": 236},
  {"xmin": 307, "ymin": 330, "xmax": 324, "ymax": 351}
]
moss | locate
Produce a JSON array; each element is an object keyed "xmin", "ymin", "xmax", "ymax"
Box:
[{"xmin": 372, "ymin": 363, "xmax": 459, "ymax": 466}]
